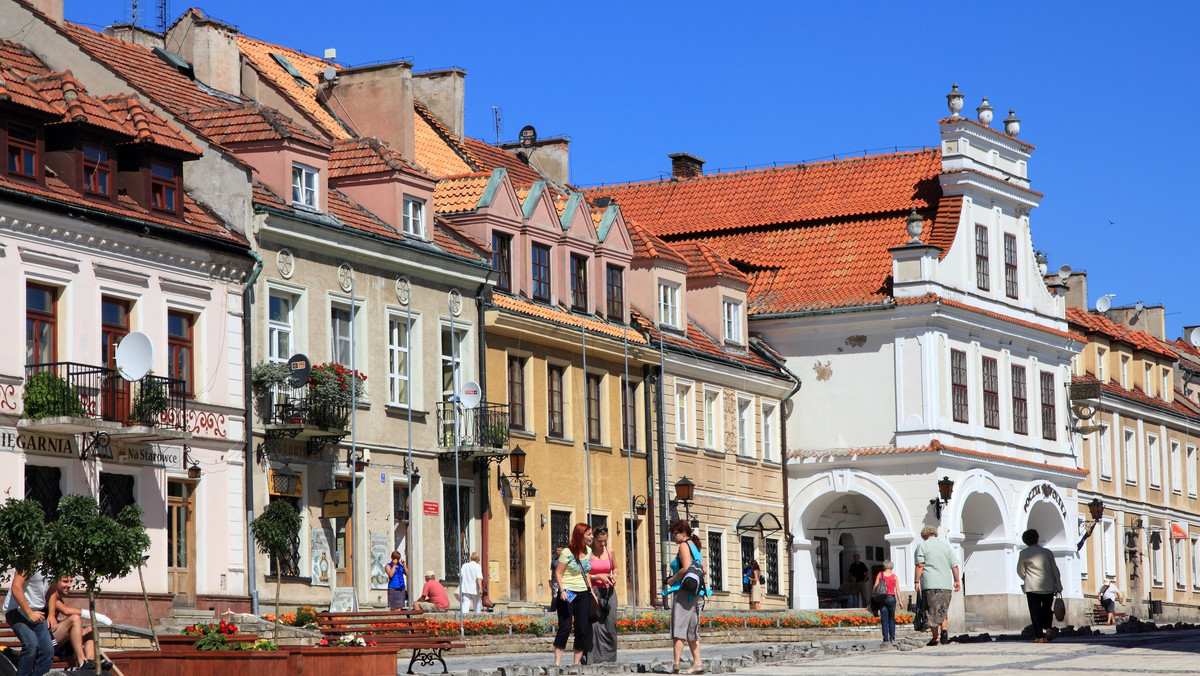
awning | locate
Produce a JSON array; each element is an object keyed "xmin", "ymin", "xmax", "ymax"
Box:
[{"xmin": 735, "ymin": 512, "xmax": 783, "ymax": 536}]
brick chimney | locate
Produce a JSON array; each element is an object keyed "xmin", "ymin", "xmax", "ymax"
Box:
[
  {"xmin": 165, "ymin": 9, "xmax": 241, "ymax": 97},
  {"xmin": 324, "ymin": 61, "xmax": 415, "ymax": 160},
  {"xmin": 103, "ymin": 23, "xmax": 164, "ymax": 50},
  {"xmin": 669, "ymin": 152, "xmax": 705, "ymax": 179},
  {"xmin": 28, "ymin": 0, "xmax": 62, "ymax": 25},
  {"xmin": 412, "ymin": 68, "xmax": 465, "ymax": 139},
  {"xmin": 500, "ymin": 137, "xmax": 570, "ymax": 186}
]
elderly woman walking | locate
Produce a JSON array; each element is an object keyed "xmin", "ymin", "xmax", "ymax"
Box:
[
  {"xmin": 663, "ymin": 520, "xmax": 708, "ymax": 674},
  {"xmin": 553, "ymin": 523, "xmax": 596, "ymax": 666},
  {"xmin": 914, "ymin": 525, "xmax": 960, "ymax": 646},
  {"xmin": 1016, "ymin": 529, "xmax": 1062, "ymax": 642}
]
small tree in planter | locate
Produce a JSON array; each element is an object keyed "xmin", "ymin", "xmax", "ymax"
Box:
[
  {"xmin": 42, "ymin": 494, "xmax": 151, "ymax": 676},
  {"xmin": 130, "ymin": 373, "xmax": 170, "ymax": 426},
  {"xmin": 249, "ymin": 500, "xmax": 302, "ymax": 643},
  {"xmin": 0, "ymin": 498, "xmax": 48, "ymax": 584}
]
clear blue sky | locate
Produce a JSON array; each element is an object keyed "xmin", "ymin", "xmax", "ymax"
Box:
[{"xmin": 68, "ymin": 1, "xmax": 1200, "ymax": 338}]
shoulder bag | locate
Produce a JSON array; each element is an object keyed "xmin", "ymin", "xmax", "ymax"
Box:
[
  {"xmin": 679, "ymin": 542, "xmax": 706, "ymax": 595},
  {"xmin": 871, "ymin": 574, "xmax": 888, "ymax": 604},
  {"xmin": 571, "ymin": 553, "xmax": 601, "ymax": 623}
]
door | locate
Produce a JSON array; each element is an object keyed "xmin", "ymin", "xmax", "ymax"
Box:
[
  {"xmin": 741, "ymin": 536, "xmax": 756, "ymax": 593},
  {"xmin": 167, "ymin": 480, "xmax": 196, "ymax": 605},
  {"xmin": 625, "ymin": 519, "xmax": 640, "ymax": 604},
  {"xmin": 508, "ymin": 508, "xmax": 526, "ymax": 600},
  {"xmin": 100, "ymin": 297, "xmax": 130, "ymax": 422},
  {"xmin": 335, "ymin": 479, "xmax": 353, "ymax": 587}
]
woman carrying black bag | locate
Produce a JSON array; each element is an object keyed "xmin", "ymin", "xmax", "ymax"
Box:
[
  {"xmin": 873, "ymin": 560, "xmax": 899, "ymax": 645},
  {"xmin": 663, "ymin": 520, "xmax": 709, "ymax": 674}
]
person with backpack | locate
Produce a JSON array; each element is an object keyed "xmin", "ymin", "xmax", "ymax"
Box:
[
  {"xmin": 744, "ymin": 560, "xmax": 763, "ymax": 610},
  {"xmin": 663, "ymin": 520, "xmax": 709, "ymax": 674}
]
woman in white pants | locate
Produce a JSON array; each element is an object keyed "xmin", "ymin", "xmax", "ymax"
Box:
[{"xmin": 459, "ymin": 552, "xmax": 483, "ymax": 613}]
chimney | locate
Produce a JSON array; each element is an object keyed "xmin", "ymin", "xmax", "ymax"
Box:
[
  {"xmin": 500, "ymin": 137, "xmax": 570, "ymax": 186},
  {"xmin": 412, "ymin": 69, "xmax": 465, "ymax": 139},
  {"xmin": 165, "ymin": 9, "xmax": 241, "ymax": 97},
  {"xmin": 668, "ymin": 152, "xmax": 705, "ymax": 179},
  {"xmin": 28, "ymin": 0, "xmax": 62, "ymax": 25},
  {"xmin": 325, "ymin": 62, "xmax": 415, "ymax": 160},
  {"xmin": 103, "ymin": 23, "xmax": 164, "ymax": 50}
]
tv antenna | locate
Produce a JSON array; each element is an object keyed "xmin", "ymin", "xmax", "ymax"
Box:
[
  {"xmin": 156, "ymin": 0, "xmax": 168, "ymax": 33},
  {"xmin": 492, "ymin": 106, "xmax": 502, "ymax": 145}
]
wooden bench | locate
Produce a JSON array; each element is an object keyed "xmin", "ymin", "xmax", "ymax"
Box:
[
  {"xmin": 0, "ymin": 622, "xmax": 72, "ymax": 672},
  {"xmin": 316, "ymin": 610, "xmax": 464, "ymax": 674},
  {"xmin": 1089, "ymin": 602, "xmax": 1128, "ymax": 625}
]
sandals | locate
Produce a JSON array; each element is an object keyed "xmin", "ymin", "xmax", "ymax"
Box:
[{"xmin": 685, "ymin": 667, "xmax": 705, "ymax": 675}]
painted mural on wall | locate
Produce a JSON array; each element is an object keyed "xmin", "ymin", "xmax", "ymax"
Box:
[
  {"xmin": 370, "ymin": 532, "xmax": 389, "ymax": 590},
  {"xmin": 311, "ymin": 526, "xmax": 332, "ymax": 587}
]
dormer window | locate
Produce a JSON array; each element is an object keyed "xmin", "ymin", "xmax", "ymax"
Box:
[
  {"xmin": 7, "ymin": 123, "xmax": 38, "ymax": 179},
  {"xmin": 403, "ymin": 197, "xmax": 426, "ymax": 238},
  {"xmin": 492, "ymin": 232, "xmax": 512, "ymax": 291},
  {"xmin": 292, "ymin": 163, "xmax": 318, "ymax": 209},
  {"xmin": 82, "ymin": 144, "xmax": 111, "ymax": 197},
  {"xmin": 658, "ymin": 281, "xmax": 680, "ymax": 329},
  {"xmin": 723, "ymin": 299, "xmax": 742, "ymax": 343},
  {"xmin": 570, "ymin": 254, "xmax": 588, "ymax": 312},
  {"xmin": 531, "ymin": 243, "xmax": 551, "ymax": 303},
  {"xmin": 605, "ymin": 265, "xmax": 624, "ymax": 321},
  {"xmin": 150, "ymin": 162, "xmax": 179, "ymax": 213}
]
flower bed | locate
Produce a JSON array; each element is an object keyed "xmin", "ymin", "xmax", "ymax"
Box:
[{"xmin": 260, "ymin": 605, "xmax": 320, "ymax": 630}]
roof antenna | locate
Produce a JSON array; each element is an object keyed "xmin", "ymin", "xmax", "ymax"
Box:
[
  {"xmin": 492, "ymin": 106, "xmax": 502, "ymax": 145},
  {"xmin": 156, "ymin": 0, "xmax": 168, "ymax": 34}
]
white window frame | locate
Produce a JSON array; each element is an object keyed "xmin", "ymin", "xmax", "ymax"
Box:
[
  {"xmin": 1192, "ymin": 536, "xmax": 1200, "ymax": 590},
  {"xmin": 1101, "ymin": 517, "xmax": 1116, "ymax": 578},
  {"xmin": 1121, "ymin": 355, "xmax": 1129, "ymax": 388},
  {"xmin": 706, "ymin": 527, "xmax": 726, "ymax": 593},
  {"xmin": 1175, "ymin": 536, "xmax": 1187, "ymax": 590},
  {"xmin": 736, "ymin": 395, "xmax": 754, "ymax": 457},
  {"xmin": 386, "ymin": 310, "xmax": 419, "ymax": 407},
  {"xmin": 1148, "ymin": 434, "xmax": 1161, "ymax": 488},
  {"xmin": 703, "ymin": 388, "xmax": 720, "ymax": 450},
  {"xmin": 1145, "ymin": 364, "xmax": 1154, "ymax": 397},
  {"xmin": 675, "ymin": 381, "xmax": 692, "ymax": 445},
  {"xmin": 1163, "ymin": 369, "xmax": 1171, "ymax": 402},
  {"xmin": 761, "ymin": 402, "xmax": 777, "ymax": 463},
  {"xmin": 292, "ymin": 163, "xmax": 318, "ymax": 209},
  {"xmin": 1152, "ymin": 528, "xmax": 1165, "ymax": 587},
  {"xmin": 1098, "ymin": 424, "xmax": 1112, "ymax": 480},
  {"xmin": 330, "ymin": 303, "xmax": 354, "ymax": 366},
  {"xmin": 658, "ymin": 281, "xmax": 680, "ymax": 329},
  {"xmin": 722, "ymin": 299, "xmax": 742, "ymax": 343},
  {"xmin": 403, "ymin": 196, "xmax": 426, "ymax": 238},
  {"xmin": 268, "ymin": 291, "xmax": 296, "ymax": 363},
  {"xmin": 1124, "ymin": 428, "xmax": 1137, "ymax": 485},
  {"xmin": 1171, "ymin": 440, "xmax": 1182, "ymax": 494},
  {"xmin": 1096, "ymin": 347, "xmax": 1106, "ymax": 382},
  {"xmin": 1188, "ymin": 445, "xmax": 1198, "ymax": 498}
]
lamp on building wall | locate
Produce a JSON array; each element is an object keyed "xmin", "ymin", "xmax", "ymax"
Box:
[
  {"xmin": 1075, "ymin": 497, "xmax": 1106, "ymax": 551},
  {"xmin": 632, "ymin": 494, "xmax": 649, "ymax": 516},
  {"xmin": 674, "ymin": 476, "xmax": 697, "ymax": 528},
  {"xmin": 930, "ymin": 476, "xmax": 953, "ymax": 520},
  {"xmin": 183, "ymin": 446, "xmax": 201, "ymax": 480},
  {"xmin": 402, "ymin": 459, "xmax": 421, "ymax": 488},
  {"xmin": 271, "ymin": 465, "xmax": 301, "ymax": 496},
  {"xmin": 497, "ymin": 445, "xmax": 536, "ymax": 498}
]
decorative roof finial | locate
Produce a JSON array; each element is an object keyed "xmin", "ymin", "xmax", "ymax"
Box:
[
  {"xmin": 976, "ymin": 97, "xmax": 993, "ymax": 125},
  {"xmin": 906, "ymin": 207, "xmax": 924, "ymax": 243},
  {"xmin": 946, "ymin": 83, "xmax": 964, "ymax": 117},
  {"xmin": 1004, "ymin": 109, "xmax": 1021, "ymax": 137}
]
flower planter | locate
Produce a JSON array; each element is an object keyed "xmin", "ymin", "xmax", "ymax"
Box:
[
  {"xmin": 286, "ymin": 646, "xmax": 398, "ymax": 676},
  {"xmin": 107, "ymin": 649, "xmax": 289, "ymax": 676},
  {"xmin": 157, "ymin": 633, "xmax": 260, "ymax": 652}
]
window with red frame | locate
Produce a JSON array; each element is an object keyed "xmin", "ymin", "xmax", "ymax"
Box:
[
  {"xmin": 82, "ymin": 144, "xmax": 111, "ymax": 196},
  {"xmin": 1012, "ymin": 365, "xmax": 1028, "ymax": 435},
  {"xmin": 975, "ymin": 225, "xmax": 990, "ymax": 291},
  {"xmin": 25, "ymin": 283, "xmax": 57, "ymax": 365},
  {"xmin": 151, "ymin": 162, "xmax": 179, "ymax": 213},
  {"xmin": 1003, "ymin": 233, "xmax": 1019, "ymax": 299},
  {"xmin": 1040, "ymin": 371, "xmax": 1056, "ymax": 440},
  {"xmin": 167, "ymin": 310, "xmax": 194, "ymax": 395},
  {"xmin": 951, "ymin": 349, "xmax": 968, "ymax": 423},
  {"xmin": 531, "ymin": 243, "xmax": 551, "ymax": 303},
  {"xmin": 570, "ymin": 254, "xmax": 588, "ymax": 312},
  {"xmin": 982, "ymin": 356, "xmax": 999, "ymax": 429},
  {"xmin": 547, "ymin": 365, "xmax": 564, "ymax": 438},
  {"xmin": 7, "ymin": 123, "xmax": 37, "ymax": 179},
  {"xmin": 507, "ymin": 356, "xmax": 525, "ymax": 429},
  {"xmin": 492, "ymin": 232, "xmax": 512, "ymax": 292},
  {"xmin": 586, "ymin": 373, "xmax": 602, "ymax": 443},
  {"xmin": 606, "ymin": 265, "xmax": 624, "ymax": 321}
]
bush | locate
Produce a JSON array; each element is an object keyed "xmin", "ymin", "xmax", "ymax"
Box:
[
  {"xmin": 22, "ymin": 371, "xmax": 86, "ymax": 420},
  {"xmin": 130, "ymin": 375, "xmax": 169, "ymax": 425},
  {"xmin": 251, "ymin": 361, "xmax": 292, "ymax": 394}
]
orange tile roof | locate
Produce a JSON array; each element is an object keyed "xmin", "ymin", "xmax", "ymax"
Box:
[
  {"xmin": 180, "ymin": 103, "xmax": 331, "ymax": 148},
  {"xmin": 0, "ymin": 38, "xmax": 48, "ymax": 79},
  {"xmin": 432, "ymin": 215, "xmax": 488, "ymax": 262},
  {"xmin": 29, "ymin": 70, "xmax": 133, "ymax": 136},
  {"xmin": 1167, "ymin": 337, "xmax": 1200, "ymax": 366},
  {"xmin": 235, "ymin": 33, "xmax": 347, "ymax": 140},
  {"xmin": 432, "ymin": 173, "xmax": 492, "ymax": 214},
  {"xmin": 1074, "ymin": 374, "xmax": 1200, "ymax": 423},
  {"xmin": 252, "ymin": 180, "xmax": 288, "ymax": 209},
  {"xmin": 672, "ymin": 240, "xmax": 749, "ymax": 285},
  {"xmin": 98, "ymin": 94, "xmax": 202, "ymax": 155},
  {"xmin": 898, "ymin": 293, "xmax": 1081, "ymax": 342},
  {"xmin": 492, "ymin": 292, "xmax": 646, "ymax": 344},
  {"xmin": 413, "ymin": 107, "xmax": 473, "ymax": 177},
  {"xmin": 1066, "ymin": 307, "xmax": 1178, "ymax": 360},
  {"xmin": 462, "ymin": 137, "xmax": 546, "ymax": 186},
  {"xmin": 794, "ymin": 439, "xmax": 1087, "ymax": 476},
  {"xmin": 630, "ymin": 309, "xmax": 776, "ymax": 373},
  {"xmin": 628, "ymin": 221, "xmax": 687, "ymax": 266},
  {"xmin": 329, "ymin": 137, "xmax": 431, "ymax": 179}
]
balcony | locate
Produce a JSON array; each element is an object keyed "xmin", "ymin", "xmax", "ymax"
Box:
[
  {"xmin": 18, "ymin": 362, "xmax": 190, "ymax": 442},
  {"xmin": 436, "ymin": 400, "xmax": 510, "ymax": 461},
  {"xmin": 261, "ymin": 383, "xmax": 352, "ymax": 441}
]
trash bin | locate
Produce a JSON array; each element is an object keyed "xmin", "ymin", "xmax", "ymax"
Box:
[{"xmin": 1149, "ymin": 599, "xmax": 1163, "ymax": 616}]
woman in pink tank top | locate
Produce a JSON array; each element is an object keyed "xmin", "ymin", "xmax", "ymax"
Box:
[
  {"xmin": 874, "ymin": 560, "xmax": 899, "ymax": 644},
  {"xmin": 586, "ymin": 527, "xmax": 618, "ymax": 663}
]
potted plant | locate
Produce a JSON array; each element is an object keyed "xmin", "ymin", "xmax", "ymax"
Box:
[
  {"xmin": 481, "ymin": 424, "xmax": 508, "ymax": 448},
  {"xmin": 307, "ymin": 363, "xmax": 365, "ymax": 429},
  {"xmin": 21, "ymin": 370, "xmax": 86, "ymax": 420},
  {"xmin": 251, "ymin": 361, "xmax": 292, "ymax": 422},
  {"xmin": 130, "ymin": 373, "xmax": 170, "ymax": 426}
]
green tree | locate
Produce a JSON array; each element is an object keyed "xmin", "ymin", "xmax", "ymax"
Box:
[
  {"xmin": 42, "ymin": 494, "xmax": 150, "ymax": 676},
  {"xmin": 249, "ymin": 500, "xmax": 301, "ymax": 643},
  {"xmin": 0, "ymin": 498, "xmax": 47, "ymax": 583}
]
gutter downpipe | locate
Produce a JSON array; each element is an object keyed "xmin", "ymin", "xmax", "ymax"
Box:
[
  {"xmin": 475, "ymin": 279, "xmax": 493, "ymax": 591},
  {"xmin": 642, "ymin": 363, "xmax": 661, "ymax": 607},
  {"xmin": 242, "ymin": 248, "xmax": 264, "ymax": 614},
  {"xmin": 655, "ymin": 336, "xmax": 670, "ymax": 601},
  {"xmin": 752, "ymin": 340, "xmax": 802, "ymax": 609}
]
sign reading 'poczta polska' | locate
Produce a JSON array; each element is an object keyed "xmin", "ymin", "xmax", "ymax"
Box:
[{"xmin": 0, "ymin": 428, "xmax": 76, "ymax": 457}]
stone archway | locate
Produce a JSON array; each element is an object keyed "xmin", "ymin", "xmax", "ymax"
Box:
[{"xmin": 948, "ymin": 471, "xmax": 1015, "ymax": 629}]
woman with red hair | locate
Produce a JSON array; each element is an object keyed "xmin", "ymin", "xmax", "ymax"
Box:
[{"xmin": 552, "ymin": 523, "xmax": 596, "ymax": 666}]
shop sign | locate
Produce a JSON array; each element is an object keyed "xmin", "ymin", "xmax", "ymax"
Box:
[
  {"xmin": 0, "ymin": 427, "xmax": 76, "ymax": 458},
  {"xmin": 423, "ymin": 501, "xmax": 439, "ymax": 516},
  {"xmin": 323, "ymin": 488, "xmax": 351, "ymax": 519},
  {"xmin": 122, "ymin": 444, "xmax": 183, "ymax": 469}
]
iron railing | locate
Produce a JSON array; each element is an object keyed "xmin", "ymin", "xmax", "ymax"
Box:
[
  {"xmin": 262, "ymin": 383, "xmax": 352, "ymax": 431},
  {"xmin": 435, "ymin": 400, "xmax": 510, "ymax": 449},
  {"xmin": 22, "ymin": 362, "xmax": 187, "ymax": 430}
]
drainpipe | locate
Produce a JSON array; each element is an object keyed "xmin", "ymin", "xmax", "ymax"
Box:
[
  {"xmin": 642, "ymin": 363, "xmax": 660, "ymax": 607},
  {"xmin": 476, "ymin": 281, "xmax": 493, "ymax": 592},
  {"xmin": 752, "ymin": 340, "xmax": 801, "ymax": 609},
  {"xmin": 242, "ymin": 249, "xmax": 264, "ymax": 614},
  {"xmin": 655, "ymin": 338, "xmax": 670, "ymax": 601}
]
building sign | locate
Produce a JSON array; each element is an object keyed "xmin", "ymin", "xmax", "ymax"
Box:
[
  {"xmin": 1022, "ymin": 482, "xmax": 1067, "ymax": 520},
  {"xmin": 322, "ymin": 489, "xmax": 351, "ymax": 519},
  {"xmin": 122, "ymin": 444, "xmax": 183, "ymax": 469},
  {"xmin": 423, "ymin": 501, "xmax": 439, "ymax": 516},
  {"xmin": 0, "ymin": 427, "xmax": 76, "ymax": 458}
]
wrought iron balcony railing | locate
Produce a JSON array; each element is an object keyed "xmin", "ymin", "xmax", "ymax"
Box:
[
  {"xmin": 262, "ymin": 383, "xmax": 352, "ymax": 431},
  {"xmin": 435, "ymin": 401, "xmax": 510, "ymax": 449},
  {"xmin": 22, "ymin": 362, "xmax": 188, "ymax": 430}
]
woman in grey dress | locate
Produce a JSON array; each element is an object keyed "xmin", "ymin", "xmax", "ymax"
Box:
[
  {"xmin": 664, "ymin": 520, "xmax": 708, "ymax": 674},
  {"xmin": 586, "ymin": 527, "xmax": 618, "ymax": 663}
]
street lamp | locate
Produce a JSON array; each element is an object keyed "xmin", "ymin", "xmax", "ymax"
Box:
[
  {"xmin": 1076, "ymin": 497, "xmax": 1106, "ymax": 552},
  {"xmin": 632, "ymin": 494, "xmax": 649, "ymax": 516},
  {"xmin": 183, "ymin": 445, "xmax": 201, "ymax": 480},
  {"xmin": 674, "ymin": 476, "xmax": 697, "ymax": 527},
  {"xmin": 497, "ymin": 445, "xmax": 536, "ymax": 498},
  {"xmin": 930, "ymin": 476, "xmax": 953, "ymax": 520}
]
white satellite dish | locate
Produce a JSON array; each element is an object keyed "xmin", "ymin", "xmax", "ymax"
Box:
[
  {"xmin": 1135, "ymin": 301, "xmax": 1144, "ymax": 313},
  {"xmin": 322, "ymin": 67, "xmax": 337, "ymax": 82},
  {"xmin": 1189, "ymin": 327, "xmax": 1200, "ymax": 348},
  {"xmin": 115, "ymin": 331, "xmax": 154, "ymax": 381},
  {"xmin": 1057, "ymin": 264, "xmax": 1071, "ymax": 282},
  {"xmin": 458, "ymin": 381, "xmax": 482, "ymax": 409},
  {"xmin": 1095, "ymin": 295, "xmax": 1112, "ymax": 313}
]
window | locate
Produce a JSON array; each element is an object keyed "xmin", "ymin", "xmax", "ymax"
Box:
[
  {"xmin": 387, "ymin": 316, "xmax": 410, "ymax": 406},
  {"xmin": 1012, "ymin": 365, "xmax": 1028, "ymax": 435},
  {"xmin": 150, "ymin": 162, "xmax": 178, "ymax": 213},
  {"xmin": 737, "ymin": 397, "xmax": 753, "ymax": 457},
  {"xmin": 531, "ymin": 243, "xmax": 551, "ymax": 302},
  {"xmin": 1145, "ymin": 364, "xmax": 1154, "ymax": 397},
  {"xmin": 1148, "ymin": 435, "xmax": 1161, "ymax": 488},
  {"xmin": 402, "ymin": 197, "xmax": 425, "ymax": 237},
  {"xmin": 761, "ymin": 403, "xmax": 777, "ymax": 462},
  {"xmin": 723, "ymin": 300, "xmax": 742, "ymax": 343},
  {"xmin": 569, "ymin": 254, "xmax": 589, "ymax": 312},
  {"xmin": 1124, "ymin": 428, "xmax": 1137, "ymax": 485},
  {"xmin": 1101, "ymin": 519, "xmax": 1116, "ymax": 578},
  {"xmin": 1098, "ymin": 425, "xmax": 1112, "ymax": 480},
  {"xmin": 1175, "ymin": 537, "xmax": 1187, "ymax": 590},
  {"xmin": 268, "ymin": 472, "xmax": 303, "ymax": 577},
  {"xmin": 268, "ymin": 293, "xmax": 294, "ymax": 363},
  {"xmin": 25, "ymin": 465, "xmax": 61, "ymax": 522},
  {"xmin": 7, "ymin": 122, "xmax": 37, "ymax": 178},
  {"xmin": 1003, "ymin": 233, "xmax": 1018, "ymax": 299},
  {"xmin": 675, "ymin": 383, "xmax": 691, "ymax": 445},
  {"xmin": 1193, "ymin": 537, "xmax": 1200, "ymax": 590},
  {"xmin": 1096, "ymin": 347, "xmax": 1106, "ymax": 382},
  {"xmin": 658, "ymin": 281, "xmax": 679, "ymax": 329},
  {"xmin": 765, "ymin": 538, "xmax": 779, "ymax": 594},
  {"xmin": 167, "ymin": 310, "xmax": 194, "ymax": 395},
  {"xmin": 951, "ymin": 349, "xmax": 968, "ymax": 423},
  {"xmin": 707, "ymin": 531, "xmax": 723, "ymax": 592},
  {"xmin": 440, "ymin": 325, "xmax": 465, "ymax": 406},
  {"xmin": 606, "ymin": 265, "xmax": 624, "ymax": 321},
  {"xmin": 99, "ymin": 473, "xmax": 136, "ymax": 519},
  {"xmin": 1163, "ymin": 369, "xmax": 1171, "ymax": 402},
  {"xmin": 703, "ymin": 390, "xmax": 718, "ymax": 450},
  {"xmin": 25, "ymin": 283, "xmax": 56, "ymax": 365},
  {"xmin": 507, "ymin": 356, "xmax": 526, "ymax": 429},
  {"xmin": 291, "ymin": 163, "xmax": 318, "ymax": 209},
  {"xmin": 1121, "ymin": 355, "xmax": 1129, "ymax": 388},
  {"xmin": 622, "ymin": 379, "xmax": 637, "ymax": 451},
  {"xmin": 1171, "ymin": 441, "xmax": 1182, "ymax": 494},
  {"xmin": 1040, "ymin": 371, "xmax": 1056, "ymax": 441},
  {"xmin": 1189, "ymin": 445, "xmax": 1198, "ymax": 497},
  {"xmin": 442, "ymin": 483, "xmax": 472, "ymax": 583},
  {"xmin": 740, "ymin": 536, "xmax": 756, "ymax": 593},
  {"xmin": 547, "ymin": 365, "xmax": 564, "ymax": 438},
  {"xmin": 82, "ymin": 144, "xmax": 110, "ymax": 196},
  {"xmin": 982, "ymin": 357, "xmax": 999, "ymax": 429},
  {"xmin": 550, "ymin": 510, "xmax": 572, "ymax": 553},
  {"xmin": 586, "ymin": 374, "xmax": 602, "ymax": 444},
  {"xmin": 974, "ymin": 224, "xmax": 990, "ymax": 291},
  {"xmin": 330, "ymin": 306, "xmax": 352, "ymax": 365},
  {"xmin": 813, "ymin": 536, "xmax": 830, "ymax": 584},
  {"xmin": 492, "ymin": 232, "xmax": 512, "ymax": 292},
  {"xmin": 393, "ymin": 483, "xmax": 410, "ymax": 529},
  {"xmin": 1152, "ymin": 528, "xmax": 1164, "ymax": 587}
]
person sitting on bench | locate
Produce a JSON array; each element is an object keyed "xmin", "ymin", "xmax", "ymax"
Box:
[
  {"xmin": 835, "ymin": 576, "xmax": 860, "ymax": 608},
  {"xmin": 46, "ymin": 576, "xmax": 111, "ymax": 672}
]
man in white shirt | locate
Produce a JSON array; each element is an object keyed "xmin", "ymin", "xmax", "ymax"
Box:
[
  {"xmin": 3, "ymin": 568, "xmax": 53, "ymax": 676},
  {"xmin": 458, "ymin": 552, "xmax": 483, "ymax": 613},
  {"xmin": 1099, "ymin": 582, "xmax": 1123, "ymax": 625}
]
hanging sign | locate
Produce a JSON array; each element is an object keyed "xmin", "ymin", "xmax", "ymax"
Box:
[{"xmin": 323, "ymin": 488, "xmax": 351, "ymax": 519}]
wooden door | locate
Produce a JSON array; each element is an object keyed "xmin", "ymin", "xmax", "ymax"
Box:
[
  {"xmin": 335, "ymin": 480, "xmax": 353, "ymax": 587},
  {"xmin": 625, "ymin": 519, "xmax": 640, "ymax": 603},
  {"xmin": 167, "ymin": 480, "xmax": 196, "ymax": 605},
  {"xmin": 508, "ymin": 509, "xmax": 526, "ymax": 600},
  {"xmin": 100, "ymin": 297, "xmax": 130, "ymax": 422}
]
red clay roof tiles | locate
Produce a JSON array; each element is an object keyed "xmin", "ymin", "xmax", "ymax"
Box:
[
  {"xmin": 1074, "ymin": 373, "xmax": 1200, "ymax": 422},
  {"xmin": 630, "ymin": 309, "xmax": 775, "ymax": 372},
  {"xmin": 181, "ymin": 103, "xmax": 331, "ymax": 148},
  {"xmin": 628, "ymin": 221, "xmax": 687, "ymax": 266},
  {"xmin": 493, "ymin": 292, "xmax": 646, "ymax": 344},
  {"xmin": 672, "ymin": 240, "xmax": 749, "ymax": 285},
  {"xmin": 329, "ymin": 137, "xmax": 431, "ymax": 179},
  {"xmin": 1066, "ymin": 307, "xmax": 1178, "ymax": 360},
  {"xmin": 432, "ymin": 173, "xmax": 492, "ymax": 214},
  {"xmin": 235, "ymin": 34, "xmax": 347, "ymax": 140}
]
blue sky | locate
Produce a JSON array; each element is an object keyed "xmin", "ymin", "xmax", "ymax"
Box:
[{"xmin": 69, "ymin": 1, "xmax": 1200, "ymax": 338}]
